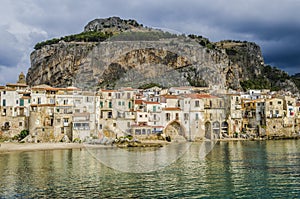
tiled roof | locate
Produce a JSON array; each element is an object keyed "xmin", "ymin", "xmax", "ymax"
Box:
[
  {"xmin": 185, "ymin": 93, "xmax": 217, "ymax": 99},
  {"xmin": 162, "ymin": 107, "xmax": 181, "ymax": 111}
]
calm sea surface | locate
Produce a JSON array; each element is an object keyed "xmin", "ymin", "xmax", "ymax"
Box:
[{"xmin": 0, "ymin": 140, "xmax": 299, "ymax": 198}]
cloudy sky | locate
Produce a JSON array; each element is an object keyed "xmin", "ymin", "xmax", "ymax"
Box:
[{"xmin": 0, "ymin": 0, "xmax": 299, "ymax": 85}]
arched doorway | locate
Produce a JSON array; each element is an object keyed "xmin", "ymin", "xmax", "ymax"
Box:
[
  {"xmin": 212, "ymin": 121, "xmax": 220, "ymax": 139},
  {"xmin": 221, "ymin": 121, "xmax": 228, "ymax": 137},
  {"xmin": 164, "ymin": 121, "xmax": 186, "ymax": 140},
  {"xmin": 205, "ymin": 121, "xmax": 211, "ymax": 139}
]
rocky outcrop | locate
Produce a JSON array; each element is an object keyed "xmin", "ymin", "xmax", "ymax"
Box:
[
  {"xmin": 84, "ymin": 16, "xmax": 145, "ymax": 33},
  {"xmin": 26, "ymin": 17, "xmax": 299, "ymax": 93}
]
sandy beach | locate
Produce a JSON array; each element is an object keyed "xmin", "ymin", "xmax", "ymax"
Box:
[
  {"xmin": 0, "ymin": 138, "xmax": 260, "ymax": 153},
  {"xmin": 0, "ymin": 142, "xmax": 114, "ymax": 153}
]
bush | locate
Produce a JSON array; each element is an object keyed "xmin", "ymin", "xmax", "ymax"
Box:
[{"xmin": 18, "ymin": 130, "xmax": 29, "ymax": 141}]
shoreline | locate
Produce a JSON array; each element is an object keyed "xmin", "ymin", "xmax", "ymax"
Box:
[
  {"xmin": 0, "ymin": 137, "xmax": 299, "ymax": 153},
  {"xmin": 0, "ymin": 142, "xmax": 113, "ymax": 153}
]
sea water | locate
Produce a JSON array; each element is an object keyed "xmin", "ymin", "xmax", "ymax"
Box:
[{"xmin": 0, "ymin": 140, "xmax": 299, "ymax": 198}]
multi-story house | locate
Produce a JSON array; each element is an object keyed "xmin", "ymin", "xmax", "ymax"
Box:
[
  {"xmin": 0, "ymin": 73, "xmax": 30, "ymax": 138},
  {"xmin": 142, "ymin": 86, "xmax": 162, "ymax": 102},
  {"xmin": 72, "ymin": 90, "xmax": 96, "ymax": 141},
  {"xmin": 242, "ymin": 99, "xmax": 266, "ymax": 136},
  {"xmin": 202, "ymin": 94, "xmax": 227, "ymax": 139},
  {"xmin": 227, "ymin": 94, "xmax": 243, "ymax": 136},
  {"xmin": 265, "ymin": 98, "xmax": 285, "ymax": 137},
  {"xmin": 29, "ymin": 85, "xmax": 56, "ymax": 142},
  {"xmin": 54, "ymin": 87, "xmax": 77, "ymax": 141}
]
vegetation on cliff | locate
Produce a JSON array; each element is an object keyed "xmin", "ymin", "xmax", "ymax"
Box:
[
  {"xmin": 291, "ymin": 73, "xmax": 300, "ymax": 90},
  {"xmin": 240, "ymin": 65, "xmax": 291, "ymax": 91},
  {"xmin": 34, "ymin": 31, "xmax": 111, "ymax": 50}
]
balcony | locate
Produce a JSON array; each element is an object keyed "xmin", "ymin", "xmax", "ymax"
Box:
[{"xmin": 63, "ymin": 122, "xmax": 69, "ymax": 127}]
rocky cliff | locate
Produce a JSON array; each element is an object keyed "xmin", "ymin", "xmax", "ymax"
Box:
[{"xmin": 26, "ymin": 17, "xmax": 299, "ymax": 93}]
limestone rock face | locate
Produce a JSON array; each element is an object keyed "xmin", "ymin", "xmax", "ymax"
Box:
[
  {"xmin": 215, "ymin": 41, "xmax": 265, "ymax": 89},
  {"xmin": 27, "ymin": 17, "xmax": 294, "ymax": 92}
]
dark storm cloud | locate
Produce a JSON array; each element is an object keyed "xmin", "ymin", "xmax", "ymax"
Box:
[{"xmin": 0, "ymin": 0, "xmax": 299, "ymax": 84}]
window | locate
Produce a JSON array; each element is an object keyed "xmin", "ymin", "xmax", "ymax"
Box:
[
  {"xmin": 278, "ymin": 101, "xmax": 282, "ymax": 105},
  {"xmin": 2, "ymin": 99, "xmax": 6, "ymax": 106},
  {"xmin": 166, "ymin": 113, "xmax": 170, "ymax": 121},
  {"xmin": 184, "ymin": 113, "xmax": 189, "ymax": 120},
  {"xmin": 20, "ymin": 99, "xmax": 24, "ymax": 106},
  {"xmin": 195, "ymin": 100, "xmax": 199, "ymax": 107},
  {"xmin": 109, "ymin": 102, "xmax": 112, "ymax": 108},
  {"xmin": 122, "ymin": 101, "xmax": 125, "ymax": 106},
  {"xmin": 270, "ymin": 102, "xmax": 273, "ymax": 105},
  {"xmin": 108, "ymin": 93, "xmax": 111, "ymax": 97},
  {"xmin": 196, "ymin": 113, "xmax": 199, "ymax": 120},
  {"xmin": 16, "ymin": 100, "xmax": 18, "ymax": 104},
  {"xmin": 63, "ymin": 100, "xmax": 68, "ymax": 105},
  {"xmin": 38, "ymin": 97, "xmax": 41, "ymax": 104},
  {"xmin": 19, "ymin": 122, "xmax": 22, "ymax": 127},
  {"xmin": 127, "ymin": 122, "xmax": 130, "ymax": 128},
  {"xmin": 3, "ymin": 91, "xmax": 5, "ymax": 95},
  {"xmin": 113, "ymin": 123, "xmax": 116, "ymax": 127},
  {"xmin": 28, "ymin": 99, "xmax": 30, "ymax": 103},
  {"xmin": 118, "ymin": 101, "xmax": 121, "ymax": 106},
  {"xmin": 99, "ymin": 124, "xmax": 102, "ymax": 129}
]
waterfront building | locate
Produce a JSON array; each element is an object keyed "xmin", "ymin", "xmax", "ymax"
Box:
[
  {"xmin": 1, "ymin": 76, "xmax": 299, "ymax": 141},
  {"xmin": 227, "ymin": 94, "xmax": 243, "ymax": 136},
  {"xmin": 29, "ymin": 85, "xmax": 57, "ymax": 142},
  {"xmin": 0, "ymin": 74, "xmax": 30, "ymax": 138}
]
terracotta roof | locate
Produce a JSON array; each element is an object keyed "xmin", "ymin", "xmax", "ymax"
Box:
[
  {"xmin": 135, "ymin": 99, "xmax": 144, "ymax": 105},
  {"xmin": 32, "ymin": 85, "xmax": 59, "ymax": 91},
  {"xmin": 161, "ymin": 94, "xmax": 179, "ymax": 99},
  {"xmin": 163, "ymin": 107, "xmax": 181, "ymax": 111},
  {"xmin": 120, "ymin": 87, "xmax": 135, "ymax": 91},
  {"xmin": 185, "ymin": 93, "xmax": 217, "ymax": 99},
  {"xmin": 144, "ymin": 101, "xmax": 160, "ymax": 105}
]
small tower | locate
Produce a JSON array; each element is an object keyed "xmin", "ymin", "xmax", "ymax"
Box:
[{"xmin": 17, "ymin": 72, "xmax": 26, "ymax": 84}]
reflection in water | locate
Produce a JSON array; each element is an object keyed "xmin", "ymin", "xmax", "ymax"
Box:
[
  {"xmin": 0, "ymin": 140, "xmax": 299, "ymax": 198},
  {"xmin": 87, "ymin": 142, "xmax": 192, "ymax": 173}
]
